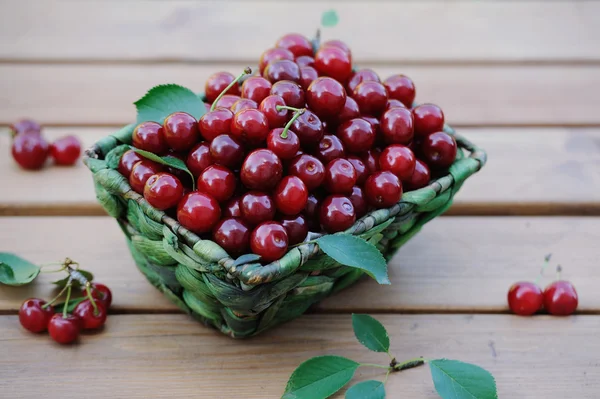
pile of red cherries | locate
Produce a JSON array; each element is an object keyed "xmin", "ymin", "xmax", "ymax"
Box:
[{"xmin": 120, "ymin": 33, "xmax": 458, "ymax": 262}]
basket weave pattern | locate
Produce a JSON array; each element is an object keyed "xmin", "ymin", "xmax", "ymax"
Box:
[{"xmin": 84, "ymin": 124, "xmax": 486, "ymax": 337}]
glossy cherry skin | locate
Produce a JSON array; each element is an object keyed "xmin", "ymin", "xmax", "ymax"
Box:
[
  {"xmin": 349, "ymin": 186, "xmax": 368, "ymax": 217},
  {"xmin": 10, "ymin": 119, "xmax": 41, "ymax": 136},
  {"xmin": 295, "ymin": 55, "xmax": 315, "ymax": 68},
  {"xmin": 118, "ymin": 150, "xmax": 143, "ymax": 178},
  {"xmin": 73, "ymin": 300, "xmax": 107, "ymax": 330},
  {"xmin": 212, "ymin": 217, "xmax": 251, "ymax": 257},
  {"xmin": 250, "ymin": 222, "xmax": 289, "ymax": 262},
  {"xmin": 222, "ymin": 197, "xmax": 241, "ymax": 219},
  {"xmin": 386, "ymin": 99, "xmax": 407, "ymax": 110},
  {"xmin": 144, "ymin": 172, "xmax": 184, "ymax": 210},
  {"xmin": 240, "ymin": 191, "xmax": 276, "ymax": 226},
  {"xmin": 361, "ymin": 149, "xmax": 381, "ymax": 175},
  {"xmin": 347, "ymin": 156, "xmax": 368, "ymax": 185},
  {"xmin": 280, "ymin": 214, "xmax": 309, "ymax": 245},
  {"xmin": 264, "ymin": 59, "xmax": 301, "ymax": 83},
  {"xmin": 292, "ymin": 110, "xmax": 324, "ymax": 148},
  {"xmin": 320, "ymin": 195, "xmax": 356, "ymax": 233},
  {"xmin": 19, "ymin": 298, "xmax": 54, "ymax": 333},
  {"xmin": 507, "ymin": 282, "xmax": 543, "ymax": 316},
  {"xmin": 421, "ymin": 131, "xmax": 457, "ymax": 169},
  {"xmin": 412, "ymin": 104, "xmax": 445, "ymax": 137},
  {"xmin": 48, "ymin": 314, "xmax": 81, "ymax": 345},
  {"xmin": 275, "ymin": 33, "xmax": 313, "ymax": 58},
  {"xmin": 259, "ymin": 95, "xmax": 289, "ymax": 128},
  {"xmin": 214, "ymin": 94, "xmax": 241, "ymax": 109},
  {"xmin": 241, "ymin": 76, "xmax": 273, "ymax": 104},
  {"xmin": 379, "ymin": 145, "xmax": 416, "ymax": 181},
  {"xmin": 288, "ymin": 154, "xmax": 325, "ymax": 191},
  {"xmin": 198, "ymin": 165, "xmax": 236, "ymax": 202},
  {"xmin": 205, "ymin": 71, "xmax": 240, "ymax": 103},
  {"xmin": 321, "ymin": 39, "xmax": 352, "ymax": 61},
  {"xmin": 209, "ymin": 134, "xmax": 245, "ymax": 169},
  {"xmin": 231, "ymin": 109, "xmax": 270, "ymax": 144},
  {"xmin": 198, "ymin": 108, "xmax": 233, "ymax": 141},
  {"xmin": 271, "ymin": 80, "xmax": 305, "ymax": 108},
  {"xmin": 384, "ymin": 74, "xmax": 416, "ymax": 108},
  {"xmin": 132, "ymin": 121, "xmax": 167, "ymax": 154},
  {"xmin": 335, "ymin": 96, "xmax": 361, "ymax": 127},
  {"xmin": 324, "ymin": 158, "xmax": 357, "ymax": 194},
  {"xmin": 364, "ymin": 171, "xmax": 402, "ymax": 208},
  {"xmin": 50, "ymin": 135, "xmax": 81, "ymax": 166},
  {"xmin": 380, "ymin": 107, "xmax": 414, "ymax": 145},
  {"xmin": 267, "ymin": 128, "xmax": 300, "ymax": 160},
  {"xmin": 274, "ymin": 176, "xmax": 309, "ymax": 215},
  {"xmin": 543, "ymin": 281, "xmax": 578, "ymax": 316},
  {"xmin": 299, "ymin": 66, "xmax": 319, "ymax": 91},
  {"xmin": 316, "ymin": 134, "xmax": 346, "ymax": 164},
  {"xmin": 163, "ymin": 112, "xmax": 199, "ymax": 151},
  {"xmin": 404, "ymin": 159, "xmax": 431, "ymax": 191},
  {"xmin": 353, "ymin": 81, "xmax": 388, "ymax": 116},
  {"xmin": 231, "ymin": 98, "xmax": 258, "ymax": 114},
  {"xmin": 88, "ymin": 283, "xmax": 112, "ymax": 308},
  {"xmin": 347, "ymin": 69, "xmax": 380, "ymax": 94},
  {"xmin": 130, "ymin": 160, "xmax": 163, "ymax": 194},
  {"xmin": 240, "ymin": 149, "xmax": 283, "ymax": 190},
  {"xmin": 314, "ymin": 46, "xmax": 352, "ymax": 83},
  {"xmin": 303, "ymin": 193, "xmax": 321, "ymax": 227},
  {"xmin": 177, "ymin": 191, "xmax": 221, "ymax": 234},
  {"xmin": 259, "ymin": 47, "xmax": 295, "ymax": 74},
  {"xmin": 337, "ymin": 118, "xmax": 376, "ymax": 154},
  {"xmin": 305, "ymin": 77, "xmax": 347, "ymax": 119},
  {"xmin": 186, "ymin": 142, "xmax": 213, "ymax": 177},
  {"xmin": 11, "ymin": 134, "xmax": 49, "ymax": 170}
]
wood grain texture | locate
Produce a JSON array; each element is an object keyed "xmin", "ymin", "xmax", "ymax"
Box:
[
  {"xmin": 1, "ymin": 314, "xmax": 599, "ymax": 398},
  {"xmin": 1, "ymin": 216, "xmax": 598, "ymax": 313},
  {"xmin": 1, "ymin": 1, "xmax": 599, "ymax": 63},
  {"xmin": 1, "ymin": 64, "xmax": 599, "ymax": 126},
  {"xmin": 2, "ymin": 127, "xmax": 599, "ymax": 216}
]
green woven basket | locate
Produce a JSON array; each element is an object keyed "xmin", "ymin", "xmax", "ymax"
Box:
[{"xmin": 84, "ymin": 122, "xmax": 486, "ymax": 338}]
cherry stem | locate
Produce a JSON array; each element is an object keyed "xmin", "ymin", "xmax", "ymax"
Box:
[
  {"xmin": 534, "ymin": 253, "xmax": 552, "ymax": 286},
  {"xmin": 392, "ymin": 357, "xmax": 426, "ymax": 372},
  {"xmin": 85, "ymin": 282, "xmax": 100, "ymax": 316},
  {"xmin": 63, "ymin": 283, "xmax": 73, "ymax": 318},
  {"xmin": 383, "ymin": 369, "xmax": 391, "ymax": 385},
  {"xmin": 42, "ymin": 282, "xmax": 71, "ymax": 309},
  {"xmin": 210, "ymin": 67, "xmax": 252, "ymax": 112},
  {"xmin": 279, "ymin": 108, "xmax": 305, "ymax": 139},
  {"xmin": 557, "ymin": 265, "xmax": 562, "ymax": 281}
]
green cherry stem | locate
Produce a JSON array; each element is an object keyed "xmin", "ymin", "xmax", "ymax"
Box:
[
  {"xmin": 85, "ymin": 283, "xmax": 100, "ymax": 316},
  {"xmin": 534, "ymin": 253, "xmax": 552, "ymax": 286},
  {"xmin": 557, "ymin": 265, "xmax": 562, "ymax": 281},
  {"xmin": 383, "ymin": 369, "xmax": 391, "ymax": 385},
  {"xmin": 360, "ymin": 363, "xmax": 390, "ymax": 370},
  {"xmin": 42, "ymin": 281, "xmax": 71, "ymax": 309},
  {"xmin": 62, "ymin": 283, "xmax": 73, "ymax": 318},
  {"xmin": 210, "ymin": 67, "xmax": 252, "ymax": 112},
  {"xmin": 279, "ymin": 108, "xmax": 305, "ymax": 139},
  {"xmin": 276, "ymin": 105, "xmax": 304, "ymax": 113}
]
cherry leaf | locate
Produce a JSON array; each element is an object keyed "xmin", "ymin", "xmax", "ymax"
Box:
[
  {"xmin": 134, "ymin": 84, "xmax": 206, "ymax": 124},
  {"xmin": 429, "ymin": 359, "xmax": 498, "ymax": 399},
  {"xmin": 129, "ymin": 147, "xmax": 195, "ymax": 190},
  {"xmin": 345, "ymin": 380, "xmax": 385, "ymax": 399},
  {"xmin": 321, "ymin": 10, "xmax": 339, "ymax": 27},
  {"xmin": 0, "ymin": 253, "xmax": 40, "ymax": 286},
  {"xmin": 352, "ymin": 314, "xmax": 390, "ymax": 353}
]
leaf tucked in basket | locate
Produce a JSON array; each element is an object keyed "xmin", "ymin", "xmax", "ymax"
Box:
[
  {"xmin": 129, "ymin": 147, "xmax": 196, "ymax": 190},
  {"xmin": 134, "ymin": 84, "xmax": 206, "ymax": 124}
]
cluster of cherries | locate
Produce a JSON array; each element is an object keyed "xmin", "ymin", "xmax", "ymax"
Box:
[
  {"xmin": 10, "ymin": 119, "xmax": 82, "ymax": 169},
  {"xmin": 19, "ymin": 260, "xmax": 112, "ymax": 345},
  {"xmin": 120, "ymin": 32, "xmax": 458, "ymax": 262}
]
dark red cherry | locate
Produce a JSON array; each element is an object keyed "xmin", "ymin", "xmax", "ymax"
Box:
[
  {"xmin": 259, "ymin": 95, "xmax": 289, "ymax": 128},
  {"xmin": 231, "ymin": 108, "xmax": 270, "ymax": 144},
  {"xmin": 48, "ymin": 314, "xmax": 81, "ymax": 345},
  {"xmin": 380, "ymin": 107, "xmax": 414, "ymax": 145},
  {"xmin": 321, "ymin": 39, "xmax": 352, "ymax": 61},
  {"xmin": 386, "ymin": 99, "xmax": 407, "ymax": 110},
  {"xmin": 198, "ymin": 108, "xmax": 234, "ymax": 142},
  {"xmin": 223, "ymin": 197, "xmax": 242, "ymax": 218},
  {"xmin": 306, "ymin": 77, "xmax": 346, "ymax": 119},
  {"xmin": 361, "ymin": 149, "xmax": 381, "ymax": 175},
  {"xmin": 295, "ymin": 55, "xmax": 315, "ymax": 68},
  {"xmin": 364, "ymin": 171, "xmax": 402, "ymax": 208},
  {"xmin": 303, "ymin": 193, "xmax": 322, "ymax": 227},
  {"xmin": 320, "ymin": 195, "xmax": 356, "ymax": 233},
  {"xmin": 264, "ymin": 59, "xmax": 301, "ymax": 83},
  {"xmin": 379, "ymin": 145, "xmax": 416, "ymax": 181},
  {"xmin": 412, "ymin": 104, "xmax": 445, "ymax": 137},
  {"xmin": 336, "ymin": 96, "xmax": 361, "ymax": 126},
  {"xmin": 507, "ymin": 282, "xmax": 543, "ymax": 316},
  {"xmin": 177, "ymin": 191, "xmax": 221, "ymax": 234},
  {"xmin": 267, "ymin": 128, "xmax": 300, "ymax": 160},
  {"xmin": 361, "ymin": 116, "xmax": 380, "ymax": 134},
  {"xmin": 337, "ymin": 118, "xmax": 376, "ymax": 154},
  {"xmin": 10, "ymin": 119, "xmax": 41, "ymax": 136},
  {"xmin": 212, "ymin": 218, "xmax": 251, "ymax": 257},
  {"xmin": 231, "ymin": 98, "xmax": 258, "ymax": 114},
  {"xmin": 280, "ymin": 214, "xmax": 309, "ymax": 245},
  {"xmin": 421, "ymin": 131, "xmax": 457, "ymax": 169},
  {"xmin": 241, "ymin": 76, "xmax": 273, "ymax": 104},
  {"xmin": 163, "ymin": 112, "xmax": 199, "ymax": 151},
  {"xmin": 349, "ymin": 186, "xmax": 368, "ymax": 218},
  {"xmin": 274, "ymin": 176, "xmax": 309, "ymax": 216},
  {"xmin": 275, "ymin": 33, "xmax": 313, "ymax": 58},
  {"xmin": 11, "ymin": 134, "xmax": 49, "ymax": 170},
  {"xmin": 209, "ymin": 134, "xmax": 245, "ymax": 169},
  {"xmin": 347, "ymin": 68, "xmax": 380, "ymax": 94},
  {"xmin": 314, "ymin": 46, "xmax": 352, "ymax": 83},
  {"xmin": 259, "ymin": 47, "xmax": 295, "ymax": 74},
  {"xmin": 19, "ymin": 298, "xmax": 54, "ymax": 333},
  {"xmin": 271, "ymin": 80, "xmax": 305, "ymax": 108},
  {"xmin": 240, "ymin": 191, "xmax": 276, "ymax": 226},
  {"xmin": 73, "ymin": 300, "xmax": 107, "ymax": 330},
  {"xmin": 240, "ymin": 149, "xmax": 283, "ymax": 190},
  {"xmin": 49, "ymin": 135, "xmax": 81, "ymax": 166},
  {"xmin": 250, "ymin": 222, "xmax": 289, "ymax": 262},
  {"xmin": 384, "ymin": 74, "xmax": 416, "ymax": 108},
  {"xmin": 347, "ymin": 156, "xmax": 368, "ymax": 185},
  {"xmin": 186, "ymin": 142, "xmax": 213, "ymax": 177},
  {"xmin": 405, "ymin": 159, "xmax": 430, "ymax": 191},
  {"xmin": 214, "ymin": 94, "xmax": 241, "ymax": 109},
  {"xmin": 118, "ymin": 149, "xmax": 143, "ymax": 178},
  {"xmin": 144, "ymin": 172, "xmax": 184, "ymax": 210},
  {"xmin": 205, "ymin": 71, "xmax": 240, "ymax": 103},
  {"xmin": 316, "ymin": 134, "xmax": 346, "ymax": 164},
  {"xmin": 132, "ymin": 121, "xmax": 167, "ymax": 154},
  {"xmin": 544, "ymin": 280, "xmax": 578, "ymax": 316},
  {"xmin": 353, "ymin": 81, "xmax": 388, "ymax": 116},
  {"xmin": 324, "ymin": 158, "xmax": 357, "ymax": 194},
  {"xmin": 198, "ymin": 165, "xmax": 236, "ymax": 202},
  {"xmin": 130, "ymin": 160, "xmax": 163, "ymax": 194},
  {"xmin": 299, "ymin": 66, "xmax": 319, "ymax": 91},
  {"xmin": 288, "ymin": 154, "xmax": 325, "ymax": 191},
  {"xmin": 292, "ymin": 110, "xmax": 324, "ymax": 148}
]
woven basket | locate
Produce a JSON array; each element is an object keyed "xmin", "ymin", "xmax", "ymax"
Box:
[{"xmin": 84, "ymin": 122, "xmax": 486, "ymax": 338}]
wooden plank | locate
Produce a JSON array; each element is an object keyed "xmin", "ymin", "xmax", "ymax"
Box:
[
  {"xmin": 1, "ymin": 1, "xmax": 599, "ymax": 63},
  {"xmin": 1, "ymin": 64, "xmax": 599, "ymax": 126},
  {"xmin": 1, "ymin": 314, "xmax": 599, "ymax": 398},
  {"xmin": 2, "ymin": 127, "xmax": 599, "ymax": 216},
  {"xmin": 1, "ymin": 216, "xmax": 598, "ymax": 313}
]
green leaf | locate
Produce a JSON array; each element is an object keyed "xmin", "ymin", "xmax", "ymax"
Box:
[
  {"xmin": 130, "ymin": 147, "xmax": 196, "ymax": 190},
  {"xmin": 316, "ymin": 235, "xmax": 390, "ymax": 285},
  {"xmin": 321, "ymin": 10, "xmax": 339, "ymax": 27},
  {"xmin": 0, "ymin": 253, "xmax": 40, "ymax": 286},
  {"xmin": 282, "ymin": 355, "xmax": 360, "ymax": 399},
  {"xmin": 52, "ymin": 269, "xmax": 94, "ymax": 288},
  {"xmin": 352, "ymin": 314, "xmax": 390, "ymax": 353},
  {"xmin": 135, "ymin": 84, "xmax": 206, "ymax": 124},
  {"xmin": 345, "ymin": 380, "xmax": 385, "ymax": 399},
  {"xmin": 54, "ymin": 297, "xmax": 87, "ymax": 314},
  {"xmin": 429, "ymin": 359, "xmax": 498, "ymax": 399}
]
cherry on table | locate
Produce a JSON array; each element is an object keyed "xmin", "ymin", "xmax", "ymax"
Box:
[
  {"xmin": 271, "ymin": 80, "xmax": 305, "ymax": 108},
  {"xmin": 73, "ymin": 300, "xmax": 107, "ymax": 330},
  {"xmin": 267, "ymin": 128, "xmax": 300, "ymax": 160},
  {"xmin": 240, "ymin": 149, "xmax": 283, "ymax": 191},
  {"xmin": 299, "ymin": 66, "xmax": 319, "ymax": 91},
  {"xmin": 186, "ymin": 142, "xmax": 213, "ymax": 177},
  {"xmin": 214, "ymin": 94, "xmax": 241, "ymax": 110},
  {"xmin": 212, "ymin": 217, "xmax": 251, "ymax": 257},
  {"xmin": 306, "ymin": 77, "xmax": 347, "ymax": 119},
  {"xmin": 288, "ymin": 154, "xmax": 325, "ymax": 191},
  {"xmin": 275, "ymin": 33, "xmax": 313, "ymax": 58},
  {"xmin": 337, "ymin": 118, "xmax": 376, "ymax": 154},
  {"xmin": 280, "ymin": 214, "xmax": 309, "ymax": 245},
  {"xmin": 320, "ymin": 195, "xmax": 356, "ymax": 233},
  {"xmin": 240, "ymin": 191, "xmax": 276, "ymax": 226},
  {"xmin": 324, "ymin": 158, "xmax": 357, "ymax": 195},
  {"xmin": 421, "ymin": 131, "xmax": 457, "ymax": 169},
  {"xmin": 259, "ymin": 47, "xmax": 295, "ymax": 74},
  {"xmin": 11, "ymin": 133, "xmax": 49, "ymax": 170},
  {"xmin": 19, "ymin": 298, "xmax": 54, "ymax": 333},
  {"xmin": 241, "ymin": 76, "xmax": 273, "ymax": 104},
  {"xmin": 50, "ymin": 135, "xmax": 81, "ymax": 166},
  {"xmin": 380, "ymin": 145, "xmax": 416, "ymax": 181},
  {"xmin": 381, "ymin": 107, "xmax": 414, "ymax": 145},
  {"xmin": 205, "ymin": 71, "xmax": 240, "ymax": 103},
  {"xmin": 404, "ymin": 159, "xmax": 431, "ymax": 191},
  {"xmin": 507, "ymin": 282, "xmax": 543, "ymax": 316},
  {"xmin": 132, "ymin": 121, "xmax": 167, "ymax": 154},
  {"xmin": 48, "ymin": 314, "xmax": 81, "ymax": 345},
  {"xmin": 264, "ymin": 59, "xmax": 301, "ymax": 83},
  {"xmin": 231, "ymin": 108, "xmax": 270, "ymax": 144},
  {"xmin": 89, "ymin": 283, "xmax": 113, "ymax": 309},
  {"xmin": 259, "ymin": 95, "xmax": 289, "ymax": 128},
  {"xmin": 10, "ymin": 119, "xmax": 41, "ymax": 136},
  {"xmin": 291, "ymin": 110, "xmax": 324, "ymax": 148},
  {"xmin": 231, "ymin": 98, "xmax": 258, "ymax": 114},
  {"xmin": 163, "ymin": 112, "xmax": 199, "ymax": 151},
  {"xmin": 347, "ymin": 68, "xmax": 380, "ymax": 94},
  {"xmin": 250, "ymin": 222, "xmax": 289, "ymax": 262},
  {"xmin": 129, "ymin": 160, "xmax": 164, "ymax": 194},
  {"xmin": 544, "ymin": 280, "xmax": 578, "ymax": 316},
  {"xmin": 274, "ymin": 175, "xmax": 309, "ymax": 216},
  {"xmin": 364, "ymin": 171, "xmax": 402, "ymax": 208},
  {"xmin": 353, "ymin": 81, "xmax": 388, "ymax": 116},
  {"xmin": 198, "ymin": 165, "xmax": 236, "ymax": 202},
  {"xmin": 384, "ymin": 74, "xmax": 416, "ymax": 108},
  {"xmin": 412, "ymin": 103, "xmax": 445, "ymax": 137},
  {"xmin": 209, "ymin": 134, "xmax": 245, "ymax": 169},
  {"xmin": 314, "ymin": 46, "xmax": 352, "ymax": 83},
  {"xmin": 198, "ymin": 108, "xmax": 234, "ymax": 142},
  {"xmin": 118, "ymin": 149, "xmax": 143, "ymax": 178},
  {"xmin": 177, "ymin": 191, "xmax": 221, "ymax": 234},
  {"xmin": 144, "ymin": 172, "xmax": 184, "ymax": 210}
]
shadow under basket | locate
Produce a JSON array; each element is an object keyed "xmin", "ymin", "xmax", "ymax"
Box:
[{"xmin": 84, "ymin": 124, "xmax": 486, "ymax": 338}]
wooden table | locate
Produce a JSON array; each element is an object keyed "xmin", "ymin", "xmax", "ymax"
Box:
[{"xmin": 1, "ymin": 1, "xmax": 599, "ymax": 398}]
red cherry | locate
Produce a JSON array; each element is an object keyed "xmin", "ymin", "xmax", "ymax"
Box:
[
  {"xmin": 320, "ymin": 195, "xmax": 356, "ymax": 233},
  {"xmin": 380, "ymin": 107, "xmax": 414, "ymax": 145},
  {"xmin": 361, "ymin": 116, "xmax": 380, "ymax": 135},
  {"xmin": 303, "ymin": 193, "xmax": 322, "ymax": 228},
  {"xmin": 240, "ymin": 149, "xmax": 283, "ymax": 190},
  {"xmin": 198, "ymin": 108, "xmax": 233, "ymax": 142},
  {"xmin": 306, "ymin": 77, "xmax": 347, "ymax": 119},
  {"xmin": 292, "ymin": 110, "xmax": 324, "ymax": 148},
  {"xmin": 177, "ymin": 191, "xmax": 221, "ymax": 234},
  {"xmin": 364, "ymin": 171, "xmax": 402, "ymax": 208},
  {"xmin": 386, "ymin": 99, "xmax": 407, "ymax": 110},
  {"xmin": 413, "ymin": 104, "xmax": 445, "ymax": 137},
  {"xmin": 314, "ymin": 46, "xmax": 352, "ymax": 83},
  {"xmin": 379, "ymin": 145, "xmax": 416, "ymax": 181},
  {"xmin": 231, "ymin": 108, "xmax": 270, "ymax": 144},
  {"xmin": 274, "ymin": 176, "xmax": 309, "ymax": 215},
  {"xmin": 324, "ymin": 158, "xmax": 357, "ymax": 195},
  {"xmin": 231, "ymin": 98, "xmax": 258, "ymax": 114},
  {"xmin": 48, "ymin": 314, "xmax": 81, "ymax": 345},
  {"xmin": 299, "ymin": 66, "xmax": 319, "ymax": 91},
  {"xmin": 316, "ymin": 134, "xmax": 346, "ymax": 165},
  {"xmin": 205, "ymin": 71, "xmax": 240, "ymax": 103},
  {"xmin": 197, "ymin": 165, "xmax": 236, "ymax": 202},
  {"xmin": 240, "ymin": 191, "xmax": 276, "ymax": 226},
  {"xmin": 361, "ymin": 149, "xmax": 381, "ymax": 175},
  {"xmin": 19, "ymin": 298, "xmax": 54, "ymax": 333},
  {"xmin": 404, "ymin": 159, "xmax": 430, "ymax": 190},
  {"xmin": 49, "ymin": 135, "xmax": 81, "ymax": 166},
  {"xmin": 259, "ymin": 47, "xmax": 295, "ymax": 74},
  {"xmin": 507, "ymin": 282, "xmax": 543, "ymax": 316},
  {"xmin": 337, "ymin": 118, "xmax": 376, "ymax": 154},
  {"xmin": 259, "ymin": 95, "xmax": 289, "ymax": 128},
  {"xmin": 384, "ymin": 74, "xmax": 416, "ymax": 108},
  {"xmin": 275, "ymin": 33, "xmax": 313, "ymax": 58},
  {"xmin": 264, "ymin": 59, "xmax": 301, "ymax": 83},
  {"xmin": 280, "ymin": 214, "xmax": 309, "ymax": 245},
  {"xmin": 347, "ymin": 156, "xmax": 368, "ymax": 185},
  {"xmin": 271, "ymin": 80, "xmax": 305, "ymax": 108},
  {"xmin": 129, "ymin": 160, "xmax": 163, "ymax": 194},
  {"xmin": 223, "ymin": 197, "xmax": 242, "ymax": 218},
  {"xmin": 118, "ymin": 149, "xmax": 143, "ymax": 178},
  {"xmin": 267, "ymin": 128, "xmax": 300, "ymax": 160},
  {"xmin": 347, "ymin": 68, "xmax": 380, "ymax": 94},
  {"xmin": 186, "ymin": 142, "xmax": 213, "ymax": 177},
  {"xmin": 250, "ymin": 222, "xmax": 289, "ymax": 262},
  {"xmin": 212, "ymin": 217, "xmax": 251, "ymax": 257},
  {"xmin": 288, "ymin": 154, "xmax": 325, "ymax": 191},
  {"xmin": 241, "ymin": 76, "xmax": 273, "ymax": 104},
  {"xmin": 10, "ymin": 119, "xmax": 41, "ymax": 136},
  {"xmin": 89, "ymin": 283, "xmax": 112, "ymax": 308},
  {"xmin": 209, "ymin": 134, "xmax": 245, "ymax": 169},
  {"xmin": 321, "ymin": 39, "xmax": 352, "ymax": 61},
  {"xmin": 295, "ymin": 55, "xmax": 315, "ymax": 68},
  {"xmin": 353, "ymin": 81, "xmax": 388, "ymax": 116},
  {"xmin": 214, "ymin": 94, "xmax": 241, "ymax": 109},
  {"xmin": 543, "ymin": 281, "xmax": 578, "ymax": 316},
  {"xmin": 421, "ymin": 131, "xmax": 457, "ymax": 169},
  {"xmin": 144, "ymin": 172, "xmax": 184, "ymax": 210},
  {"xmin": 349, "ymin": 186, "xmax": 368, "ymax": 218},
  {"xmin": 11, "ymin": 134, "xmax": 49, "ymax": 170},
  {"xmin": 335, "ymin": 96, "xmax": 361, "ymax": 127},
  {"xmin": 163, "ymin": 112, "xmax": 199, "ymax": 151},
  {"xmin": 73, "ymin": 300, "xmax": 107, "ymax": 330},
  {"xmin": 132, "ymin": 121, "xmax": 167, "ymax": 154}
]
